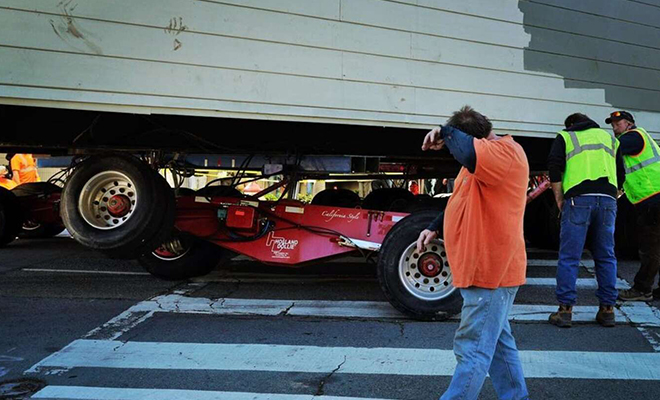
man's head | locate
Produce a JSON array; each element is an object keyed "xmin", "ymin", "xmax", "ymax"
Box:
[
  {"xmin": 605, "ymin": 111, "xmax": 635, "ymax": 135},
  {"xmin": 446, "ymin": 106, "xmax": 492, "ymax": 139},
  {"xmin": 564, "ymin": 113, "xmax": 593, "ymax": 130}
]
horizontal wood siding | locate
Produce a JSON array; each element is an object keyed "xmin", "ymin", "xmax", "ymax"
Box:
[{"xmin": 1, "ymin": 0, "xmax": 659, "ymax": 139}]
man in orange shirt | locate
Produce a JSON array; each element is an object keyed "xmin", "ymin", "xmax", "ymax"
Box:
[
  {"xmin": 417, "ymin": 106, "xmax": 529, "ymax": 400},
  {"xmin": 8, "ymin": 153, "xmax": 40, "ymax": 185}
]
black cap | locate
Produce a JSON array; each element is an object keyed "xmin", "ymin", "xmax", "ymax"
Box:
[{"xmin": 605, "ymin": 111, "xmax": 634, "ymax": 124}]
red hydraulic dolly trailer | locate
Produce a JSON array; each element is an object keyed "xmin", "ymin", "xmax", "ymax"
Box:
[
  {"xmin": 0, "ymin": 154, "xmax": 559, "ymax": 320},
  {"xmin": 164, "ymin": 192, "xmax": 462, "ymax": 321},
  {"xmin": 44, "ymin": 153, "xmax": 461, "ymax": 321}
]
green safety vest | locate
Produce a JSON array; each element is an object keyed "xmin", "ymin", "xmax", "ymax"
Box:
[
  {"xmin": 620, "ymin": 127, "xmax": 660, "ymax": 204},
  {"xmin": 559, "ymin": 128, "xmax": 619, "ymax": 194}
]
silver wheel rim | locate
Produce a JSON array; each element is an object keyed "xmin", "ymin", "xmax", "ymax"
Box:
[
  {"xmin": 152, "ymin": 237, "xmax": 191, "ymax": 261},
  {"xmin": 398, "ymin": 240, "xmax": 455, "ymax": 301},
  {"xmin": 78, "ymin": 171, "xmax": 137, "ymax": 230}
]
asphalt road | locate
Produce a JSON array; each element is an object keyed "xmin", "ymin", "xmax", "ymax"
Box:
[{"xmin": 1, "ymin": 235, "xmax": 660, "ymax": 400}]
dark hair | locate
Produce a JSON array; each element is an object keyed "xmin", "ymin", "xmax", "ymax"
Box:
[
  {"xmin": 564, "ymin": 113, "xmax": 591, "ymax": 129},
  {"xmin": 446, "ymin": 106, "xmax": 492, "ymax": 139}
]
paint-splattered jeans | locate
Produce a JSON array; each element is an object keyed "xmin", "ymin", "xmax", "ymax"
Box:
[{"xmin": 440, "ymin": 287, "xmax": 529, "ymax": 400}]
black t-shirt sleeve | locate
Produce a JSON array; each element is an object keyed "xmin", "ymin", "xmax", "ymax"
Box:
[
  {"xmin": 616, "ymin": 146, "xmax": 625, "ymax": 189},
  {"xmin": 619, "ymin": 131, "xmax": 645, "ymax": 156},
  {"xmin": 547, "ymin": 135, "xmax": 566, "ymax": 183}
]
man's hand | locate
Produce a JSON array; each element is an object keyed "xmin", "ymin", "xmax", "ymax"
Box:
[
  {"xmin": 416, "ymin": 229, "xmax": 438, "ymax": 253},
  {"xmin": 550, "ymin": 182, "xmax": 564, "ymax": 212},
  {"xmin": 422, "ymin": 127, "xmax": 445, "ymax": 151}
]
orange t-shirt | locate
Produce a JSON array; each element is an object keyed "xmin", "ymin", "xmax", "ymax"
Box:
[
  {"xmin": 11, "ymin": 154, "xmax": 40, "ymax": 184},
  {"xmin": 443, "ymin": 135, "xmax": 529, "ymax": 288}
]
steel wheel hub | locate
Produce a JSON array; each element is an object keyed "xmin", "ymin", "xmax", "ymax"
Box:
[
  {"xmin": 107, "ymin": 194, "xmax": 131, "ymax": 217},
  {"xmin": 78, "ymin": 171, "xmax": 137, "ymax": 230},
  {"xmin": 398, "ymin": 240, "xmax": 455, "ymax": 301},
  {"xmin": 418, "ymin": 253, "xmax": 442, "ymax": 277}
]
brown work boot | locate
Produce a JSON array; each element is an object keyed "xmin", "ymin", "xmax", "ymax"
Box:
[
  {"xmin": 596, "ymin": 305, "xmax": 616, "ymax": 327},
  {"xmin": 618, "ymin": 287, "xmax": 652, "ymax": 302},
  {"xmin": 549, "ymin": 305, "xmax": 572, "ymax": 328}
]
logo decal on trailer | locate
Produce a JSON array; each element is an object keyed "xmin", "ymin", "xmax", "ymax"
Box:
[
  {"xmin": 265, "ymin": 231, "xmax": 299, "ymax": 259},
  {"xmin": 321, "ymin": 209, "xmax": 361, "ymax": 223}
]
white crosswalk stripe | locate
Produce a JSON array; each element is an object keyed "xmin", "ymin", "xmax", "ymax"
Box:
[
  {"xmin": 32, "ymin": 386, "xmax": 391, "ymax": 400},
  {"xmin": 29, "ymin": 339, "xmax": 660, "ymax": 380},
  {"xmin": 26, "ymin": 256, "xmax": 660, "ymax": 399},
  {"xmin": 97, "ymin": 294, "xmax": 659, "ymax": 326}
]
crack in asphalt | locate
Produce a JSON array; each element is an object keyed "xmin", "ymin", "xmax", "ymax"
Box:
[
  {"xmin": 314, "ymin": 355, "xmax": 347, "ymax": 396},
  {"xmin": 397, "ymin": 321, "xmax": 405, "ymax": 337},
  {"xmin": 280, "ymin": 302, "xmax": 296, "ymax": 316},
  {"xmin": 154, "ymin": 298, "xmax": 165, "ymax": 311},
  {"xmin": 112, "ymin": 341, "xmax": 127, "ymax": 352},
  {"xmin": 209, "ymin": 299, "xmax": 221, "ymax": 310}
]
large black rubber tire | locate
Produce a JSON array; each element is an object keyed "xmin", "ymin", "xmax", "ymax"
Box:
[
  {"xmin": 61, "ymin": 154, "xmax": 175, "ymax": 259},
  {"xmin": 139, "ymin": 235, "xmax": 230, "ymax": 280},
  {"xmin": 11, "ymin": 182, "xmax": 61, "ymax": 198},
  {"xmin": 19, "ymin": 222, "xmax": 66, "ymax": 239},
  {"xmin": 402, "ymin": 196, "xmax": 449, "ymax": 214},
  {"xmin": 0, "ymin": 187, "xmax": 22, "ymax": 246},
  {"xmin": 12, "ymin": 182, "xmax": 65, "ymax": 239},
  {"xmin": 377, "ymin": 210, "xmax": 463, "ymax": 320},
  {"xmin": 115, "ymin": 170, "xmax": 176, "ymax": 259},
  {"xmin": 311, "ymin": 189, "xmax": 361, "ymax": 208},
  {"xmin": 363, "ymin": 188, "xmax": 415, "ymax": 212}
]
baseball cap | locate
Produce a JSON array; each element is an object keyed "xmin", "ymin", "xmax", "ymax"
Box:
[{"xmin": 605, "ymin": 111, "xmax": 634, "ymax": 124}]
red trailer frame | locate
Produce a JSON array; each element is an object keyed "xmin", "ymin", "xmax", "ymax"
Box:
[{"xmin": 174, "ymin": 195, "xmax": 408, "ymax": 265}]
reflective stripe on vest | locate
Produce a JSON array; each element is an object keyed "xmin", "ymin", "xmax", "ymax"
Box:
[
  {"xmin": 565, "ymin": 129, "xmax": 617, "ymax": 159},
  {"xmin": 559, "ymin": 128, "xmax": 618, "ymax": 195},
  {"xmin": 621, "ymin": 127, "xmax": 660, "ymax": 204},
  {"xmin": 623, "ymin": 128, "xmax": 660, "ymax": 174}
]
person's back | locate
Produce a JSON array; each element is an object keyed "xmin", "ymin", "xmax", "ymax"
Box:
[
  {"xmin": 548, "ymin": 113, "xmax": 622, "ymax": 328},
  {"xmin": 444, "ymin": 135, "xmax": 529, "ymax": 288},
  {"xmin": 10, "ymin": 153, "xmax": 40, "ymax": 184}
]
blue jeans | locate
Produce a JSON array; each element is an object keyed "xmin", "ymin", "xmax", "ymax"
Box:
[
  {"xmin": 440, "ymin": 287, "xmax": 528, "ymax": 400},
  {"xmin": 556, "ymin": 195, "xmax": 618, "ymax": 305}
]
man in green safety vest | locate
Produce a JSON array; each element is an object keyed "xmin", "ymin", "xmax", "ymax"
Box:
[
  {"xmin": 607, "ymin": 111, "xmax": 660, "ymax": 302},
  {"xmin": 547, "ymin": 113, "xmax": 625, "ymax": 328}
]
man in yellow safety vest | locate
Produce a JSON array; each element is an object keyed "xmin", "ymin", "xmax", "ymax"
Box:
[
  {"xmin": 607, "ymin": 111, "xmax": 660, "ymax": 302},
  {"xmin": 547, "ymin": 113, "xmax": 625, "ymax": 328}
]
